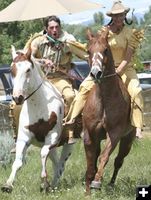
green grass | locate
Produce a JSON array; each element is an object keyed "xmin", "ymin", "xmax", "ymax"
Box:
[{"xmin": 0, "ymin": 137, "xmax": 151, "ymax": 200}]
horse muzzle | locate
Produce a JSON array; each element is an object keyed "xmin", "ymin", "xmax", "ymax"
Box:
[
  {"xmin": 13, "ymin": 95, "xmax": 24, "ymax": 105},
  {"xmin": 90, "ymin": 65, "xmax": 102, "ymax": 80}
]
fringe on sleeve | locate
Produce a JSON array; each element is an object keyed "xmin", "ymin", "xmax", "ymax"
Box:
[{"xmin": 128, "ymin": 29, "xmax": 144, "ymax": 50}]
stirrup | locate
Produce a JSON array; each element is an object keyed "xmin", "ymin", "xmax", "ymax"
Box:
[
  {"xmin": 67, "ymin": 137, "xmax": 77, "ymax": 144},
  {"xmin": 63, "ymin": 118, "xmax": 75, "ymax": 126}
]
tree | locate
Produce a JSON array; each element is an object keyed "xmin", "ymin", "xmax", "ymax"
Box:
[
  {"xmin": 93, "ymin": 12, "xmax": 104, "ymax": 25},
  {"xmin": 139, "ymin": 6, "xmax": 151, "ymax": 61},
  {"xmin": 0, "ymin": 0, "xmax": 151, "ymax": 66}
]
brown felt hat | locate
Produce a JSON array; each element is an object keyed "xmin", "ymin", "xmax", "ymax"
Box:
[{"xmin": 106, "ymin": 0, "xmax": 130, "ymax": 17}]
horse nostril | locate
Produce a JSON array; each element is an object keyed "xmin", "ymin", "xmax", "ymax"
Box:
[
  {"xmin": 90, "ymin": 72, "xmax": 95, "ymax": 79},
  {"xmin": 96, "ymin": 71, "xmax": 102, "ymax": 79},
  {"xmin": 18, "ymin": 95, "xmax": 24, "ymax": 103},
  {"xmin": 12, "ymin": 95, "xmax": 24, "ymax": 105}
]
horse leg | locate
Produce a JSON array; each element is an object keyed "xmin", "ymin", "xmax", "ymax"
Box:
[
  {"xmin": 40, "ymin": 144, "xmax": 52, "ymax": 192},
  {"xmin": 84, "ymin": 131, "xmax": 101, "ymax": 195},
  {"xmin": 48, "ymin": 148, "xmax": 59, "ymax": 188},
  {"xmin": 51, "ymin": 143, "xmax": 73, "ymax": 188},
  {"xmin": 1, "ymin": 139, "xmax": 29, "ymax": 193},
  {"xmin": 91, "ymin": 133, "xmax": 119, "ymax": 190},
  {"xmin": 110, "ymin": 129, "xmax": 135, "ymax": 185},
  {"xmin": 40, "ymin": 131, "xmax": 61, "ymax": 192}
]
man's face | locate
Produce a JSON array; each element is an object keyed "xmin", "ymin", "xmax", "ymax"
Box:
[{"xmin": 46, "ymin": 20, "xmax": 61, "ymax": 39}]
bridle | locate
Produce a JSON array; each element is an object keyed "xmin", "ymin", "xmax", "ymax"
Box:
[
  {"xmin": 24, "ymin": 81, "xmax": 43, "ymax": 101},
  {"xmin": 90, "ymin": 50, "xmax": 116, "ymax": 82},
  {"xmin": 11, "ymin": 60, "xmax": 46, "ymax": 102}
]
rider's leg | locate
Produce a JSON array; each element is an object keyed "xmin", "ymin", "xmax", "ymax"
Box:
[
  {"xmin": 64, "ymin": 86, "xmax": 89, "ymax": 124},
  {"xmin": 131, "ymin": 92, "xmax": 144, "ymax": 139},
  {"xmin": 121, "ymin": 68, "xmax": 144, "ymax": 139},
  {"xmin": 49, "ymin": 77, "xmax": 76, "ymax": 144},
  {"xmin": 64, "ymin": 76, "xmax": 95, "ymax": 125},
  {"xmin": 9, "ymin": 101, "xmax": 22, "ymax": 153}
]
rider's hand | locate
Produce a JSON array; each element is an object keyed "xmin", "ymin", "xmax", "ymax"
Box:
[
  {"xmin": 116, "ymin": 67, "xmax": 123, "ymax": 76},
  {"xmin": 43, "ymin": 59, "xmax": 54, "ymax": 68}
]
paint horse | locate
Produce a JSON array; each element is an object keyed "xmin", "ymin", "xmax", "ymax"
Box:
[
  {"xmin": 1, "ymin": 46, "xmax": 73, "ymax": 193},
  {"xmin": 82, "ymin": 28, "xmax": 136, "ymax": 195}
]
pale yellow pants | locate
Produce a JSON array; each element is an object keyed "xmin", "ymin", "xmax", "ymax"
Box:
[
  {"xmin": 65, "ymin": 67, "xmax": 144, "ymax": 129},
  {"xmin": 49, "ymin": 77, "xmax": 76, "ymax": 109}
]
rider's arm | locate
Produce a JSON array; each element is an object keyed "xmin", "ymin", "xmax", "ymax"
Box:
[
  {"xmin": 67, "ymin": 41, "xmax": 89, "ymax": 61},
  {"xmin": 116, "ymin": 47, "xmax": 134, "ymax": 75},
  {"xmin": 30, "ymin": 37, "xmax": 54, "ymax": 68},
  {"xmin": 116, "ymin": 29, "xmax": 144, "ymax": 76}
]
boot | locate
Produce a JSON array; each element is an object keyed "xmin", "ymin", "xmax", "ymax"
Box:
[
  {"xmin": 10, "ymin": 144, "xmax": 16, "ymax": 153},
  {"xmin": 68, "ymin": 130, "xmax": 77, "ymax": 144},
  {"xmin": 136, "ymin": 127, "xmax": 143, "ymax": 139}
]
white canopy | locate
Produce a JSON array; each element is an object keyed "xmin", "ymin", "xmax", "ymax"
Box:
[{"xmin": 0, "ymin": 0, "xmax": 102, "ymax": 23}]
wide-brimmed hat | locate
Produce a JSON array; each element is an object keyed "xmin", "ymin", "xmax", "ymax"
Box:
[{"xmin": 106, "ymin": 0, "xmax": 130, "ymax": 17}]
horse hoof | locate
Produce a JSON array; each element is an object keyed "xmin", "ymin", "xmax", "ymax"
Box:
[
  {"xmin": 108, "ymin": 182, "xmax": 115, "ymax": 188},
  {"xmin": 1, "ymin": 184, "xmax": 13, "ymax": 193},
  {"xmin": 40, "ymin": 182, "xmax": 51, "ymax": 193},
  {"xmin": 90, "ymin": 181, "xmax": 101, "ymax": 189}
]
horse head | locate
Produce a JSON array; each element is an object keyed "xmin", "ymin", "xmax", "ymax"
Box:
[
  {"xmin": 11, "ymin": 45, "xmax": 34, "ymax": 105},
  {"xmin": 87, "ymin": 27, "xmax": 115, "ymax": 81}
]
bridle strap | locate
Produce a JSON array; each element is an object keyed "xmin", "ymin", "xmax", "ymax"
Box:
[
  {"xmin": 101, "ymin": 72, "xmax": 117, "ymax": 79},
  {"xmin": 24, "ymin": 82, "xmax": 43, "ymax": 101}
]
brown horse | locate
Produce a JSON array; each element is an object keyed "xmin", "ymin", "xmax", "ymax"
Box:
[{"xmin": 82, "ymin": 28, "xmax": 136, "ymax": 195}]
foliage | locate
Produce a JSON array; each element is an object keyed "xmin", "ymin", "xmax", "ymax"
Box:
[
  {"xmin": 0, "ymin": 131, "xmax": 14, "ymax": 167},
  {"xmin": 93, "ymin": 11, "xmax": 104, "ymax": 25},
  {"xmin": 139, "ymin": 6, "xmax": 151, "ymax": 61},
  {"xmin": 0, "ymin": 0, "xmax": 151, "ymax": 66}
]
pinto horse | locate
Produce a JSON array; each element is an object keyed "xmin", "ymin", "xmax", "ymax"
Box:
[
  {"xmin": 82, "ymin": 28, "xmax": 136, "ymax": 194},
  {"xmin": 1, "ymin": 46, "xmax": 74, "ymax": 193}
]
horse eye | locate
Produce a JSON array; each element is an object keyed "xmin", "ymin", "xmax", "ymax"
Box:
[
  {"xmin": 26, "ymin": 69, "xmax": 30, "ymax": 73},
  {"xmin": 104, "ymin": 49, "xmax": 108, "ymax": 55}
]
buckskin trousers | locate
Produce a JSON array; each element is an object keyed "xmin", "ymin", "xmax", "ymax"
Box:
[
  {"xmin": 65, "ymin": 71, "xmax": 144, "ymax": 130},
  {"xmin": 48, "ymin": 77, "xmax": 76, "ymax": 114},
  {"xmin": 121, "ymin": 67, "xmax": 144, "ymax": 129}
]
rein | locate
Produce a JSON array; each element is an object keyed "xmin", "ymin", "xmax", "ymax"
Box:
[
  {"xmin": 24, "ymin": 81, "xmax": 43, "ymax": 101},
  {"xmin": 91, "ymin": 52, "xmax": 117, "ymax": 82},
  {"xmin": 94, "ymin": 72, "xmax": 117, "ymax": 84},
  {"xmin": 101, "ymin": 72, "xmax": 117, "ymax": 79}
]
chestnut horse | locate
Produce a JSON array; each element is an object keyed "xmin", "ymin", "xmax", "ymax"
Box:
[{"xmin": 82, "ymin": 28, "xmax": 136, "ymax": 194}]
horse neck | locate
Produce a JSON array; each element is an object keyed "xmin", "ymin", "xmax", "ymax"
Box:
[
  {"xmin": 104, "ymin": 47, "xmax": 115, "ymax": 76},
  {"xmin": 27, "ymin": 66, "xmax": 62, "ymax": 106},
  {"xmin": 26, "ymin": 66, "xmax": 45, "ymax": 102},
  {"xmin": 98, "ymin": 48, "xmax": 120, "ymax": 95}
]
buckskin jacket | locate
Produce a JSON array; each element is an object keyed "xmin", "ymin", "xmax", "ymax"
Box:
[{"xmin": 28, "ymin": 30, "xmax": 88, "ymax": 76}]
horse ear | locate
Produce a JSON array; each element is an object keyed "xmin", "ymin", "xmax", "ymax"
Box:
[
  {"xmin": 26, "ymin": 47, "xmax": 32, "ymax": 61},
  {"xmin": 102, "ymin": 26, "xmax": 109, "ymax": 39},
  {"xmin": 11, "ymin": 45, "xmax": 18, "ymax": 60},
  {"xmin": 86, "ymin": 28, "xmax": 94, "ymax": 41}
]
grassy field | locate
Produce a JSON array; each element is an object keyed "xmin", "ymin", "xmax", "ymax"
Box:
[{"xmin": 0, "ymin": 135, "xmax": 151, "ymax": 200}]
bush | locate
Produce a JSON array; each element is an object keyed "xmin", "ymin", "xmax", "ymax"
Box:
[{"xmin": 0, "ymin": 130, "xmax": 14, "ymax": 167}]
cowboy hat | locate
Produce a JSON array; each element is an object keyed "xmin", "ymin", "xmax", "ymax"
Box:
[{"xmin": 106, "ymin": 0, "xmax": 130, "ymax": 17}]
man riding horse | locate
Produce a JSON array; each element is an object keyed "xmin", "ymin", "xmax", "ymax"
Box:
[{"xmin": 10, "ymin": 15, "xmax": 88, "ymax": 151}]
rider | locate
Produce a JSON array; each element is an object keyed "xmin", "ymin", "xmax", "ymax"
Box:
[
  {"xmin": 64, "ymin": 0, "xmax": 144, "ymax": 139},
  {"xmin": 10, "ymin": 15, "xmax": 88, "ymax": 150}
]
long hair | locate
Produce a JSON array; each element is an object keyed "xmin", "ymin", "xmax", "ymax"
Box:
[{"xmin": 107, "ymin": 17, "xmax": 133, "ymax": 26}]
